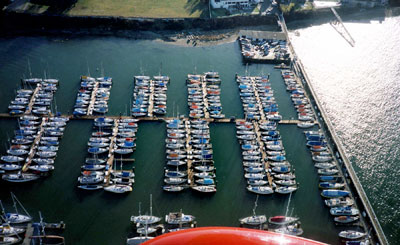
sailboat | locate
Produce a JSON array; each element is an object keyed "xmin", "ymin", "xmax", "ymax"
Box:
[
  {"xmin": 130, "ymin": 195, "xmax": 161, "ymax": 225},
  {"xmin": 1, "ymin": 193, "xmax": 32, "ymax": 224},
  {"xmin": 29, "ymin": 212, "xmax": 65, "ymax": 245},
  {"xmin": 239, "ymin": 195, "xmax": 267, "ymax": 225}
]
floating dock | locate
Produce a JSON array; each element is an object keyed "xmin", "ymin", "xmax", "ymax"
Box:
[
  {"xmin": 22, "ymin": 117, "xmax": 46, "ymax": 172},
  {"xmin": 24, "ymin": 84, "xmax": 41, "ymax": 115}
]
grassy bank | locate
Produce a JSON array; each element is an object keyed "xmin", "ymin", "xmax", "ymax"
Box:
[{"xmin": 67, "ymin": 0, "xmax": 209, "ymax": 18}]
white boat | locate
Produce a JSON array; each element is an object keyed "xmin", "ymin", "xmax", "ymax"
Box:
[
  {"xmin": 274, "ymin": 173, "xmax": 296, "ymax": 180},
  {"xmin": 271, "ymin": 223, "xmax": 303, "ymax": 236},
  {"xmin": 268, "ymin": 216, "xmax": 299, "ymax": 225},
  {"xmin": 6, "ymin": 149, "xmax": 28, "ymax": 156},
  {"xmin": 0, "ymin": 224, "xmax": 26, "ymax": 236},
  {"xmin": 130, "ymin": 195, "xmax": 161, "ymax": 225},
  {"xmin": 0, "ymin": 236, "xmax": 21, "ymax": 244},
  {"xmin": 136, "ymin": 226, "xmax": 157, "ymax": 235},
  {"xmin": 338, "ymin": 230, "xmax": 366, "ymax": 240},
  {"xmin": 239, "ymin": 195, "xmax": 266, "ymax": 225},
  {"xmin": 334, "ymin": 215, "xmax": 360, "ymax": 223},
  {"xmin": 104, "ymin": 184, "xmax": 132, "ymax": 193},
  {"xmin": 191, "ymin": 185, "xmax": 216, "ymax": 193},
  {"xmin": 275, "ymin": 186, "xmax": 297, "ymax": 194},
  {"xmin": 0, "ymin": 164, "xmax": 22, "ymax": 171},
  {"xmin": 314, "ymin": 162, "xmax": 336, "ymax": 169},
  {"xmin": 78, "ymin": 175, "xmax": 104, "ymax": 184},
  {"xmin": 318, "ymin": 168, "xmax": 339, "ymax": 175},
  {"xmin": 297, "ymin": 121, "xmax": 315, "ymax": 128},
  {"xmin": 163, "ymin": 185, "xmax": 185, "ymax": 192},
  {"xmin": 164, "ymin": 177, "xmax": 187, "ymax": 185},
  {"xmin": 1, "ymin": 156, "xmax": 24, "ymax": 163},
  {"xmin": 274, "ymin": 179, "xmax": 296, "ymax": 186},
  {"xmin": 325, "ymin": 197, "xmax": 354, "ymax": 207},
  {"xmin": 247, "ymin": 186, "xmax": 273, "ymax": 195},
  {"xmin": 2, "ymin": 173, "xmax": 39, "ymax": 183},
  {"xmin": 126, "ymin": 236, "xmax": 153, "ymax": 245},
  {"xmin": 312, "ymin": 155, "xmax": 333, "ymax": 162},
  {"xmin": 77, "ymin": 185, "xmax": 103, "ymax": 191},
  {"xmin": 165, "ymin": 211, "xmax": 195, "ymax": 225},
  {"xmin": 330, "ymin": 207, "xmax": 359, "ymax": 216},
  {"xmin": 28, "ymin": 165, "xmax": 55, "ymax": 172}
]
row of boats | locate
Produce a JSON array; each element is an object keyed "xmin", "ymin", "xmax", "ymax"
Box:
[
  {"xmin": 1, "ymin": 115, "xmax": 68, "ymax": 183},
  {"xmin": 131, "ymin": 75, "xmax": 170, "ymax": 117},
  {"xmin": 238, "ymin": 36, "xmax": 290, "ymax": 62},
  {"xmin": 281, "ymin": 69, "xmax": 316, "ymax": 128},
  {"xmin": 73, "ymin": 76, "xmax": 113, "ymax": 116},
  {"xmin": 236, "ymin": 75, "xmax": 296, "ymax": 195},
  {"xmin": 187, "ymin": 72, "xmax": 225, "ymax": 119},
  {"xmin": 128, "ymin": 196, "xmax": 196, "ymax": 244},
  {"xmin": 9, "ymin": 79, "xmax": 59, "ymax": 116},
  {"xmin": 163, "ymin": 118, "xmax": 217, "ymax": 193},
  {"xmin": 284, "ymin": 68, "xmax": 369, "ymax": 243},
  {"xmin": 0, "ymin": 193, "xmax": 65, "ymax": 244},
  {"xmin": 77, "ymin": 117, "xmax": 136, "ymax": 193},
  {"xmin": 236, "ymin": 75, "xmax": 282, "ymax": 121}
]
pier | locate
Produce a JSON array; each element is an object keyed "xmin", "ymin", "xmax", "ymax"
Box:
[
  {"xmin": 201, "ymin": 75, "xmax": 210, "ymax": 119},
  {"xmin": 252, "ymin": 121, "xmax": 273, "ymax": 187},
  {"xmin": 279, "ymin": 13, "xmax": 388, "ymax": 245},
  {"xmin": 104, "ymin": 119, "xmax": 119, "ymax": 186},
  {"xmin": 86, "ymin": 80, "xmax": 99, "ymax": 116},
  {"xmin": 22, "ymin": 117, "xmax": 46, "ymax": 172},
  {"xmin": 147, "ymin": 79, "xmax": 155, "ymax": 117},
  {"xmin": 184, "ymin": 119, "xmax": 194, "ymax": 186},
  {"xmin": 251, "ymin": 77, "xmax": 266, "ymax": 121},
  {"xmin": 24, "ymin": 84, "xmax": 41, "ymax": 115}
]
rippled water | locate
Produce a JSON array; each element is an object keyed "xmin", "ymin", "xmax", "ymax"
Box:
[{"xmin": 290, "ymin": 13, "xmax": 400, "ymax": 244}]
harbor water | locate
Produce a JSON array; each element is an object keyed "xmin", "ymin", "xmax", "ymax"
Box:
[
  {"xmin": 0, "ymin": 22, "xmax": 392, "ymax": 244},
  {"xmin": 289, "ymin": 13, "xmax": 400, "ymax": 244}
]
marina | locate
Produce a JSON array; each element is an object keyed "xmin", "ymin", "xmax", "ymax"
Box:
[{"xmin": 0, "ymin": 27, "xmax": 391, "ymax": 244}]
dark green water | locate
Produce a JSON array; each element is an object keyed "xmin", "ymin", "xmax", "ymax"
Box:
[{"xmin": 0, "ymin": 36, "xmax": 344, "ymax": 244}]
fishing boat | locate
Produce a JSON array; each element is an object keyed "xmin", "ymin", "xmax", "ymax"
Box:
[
  {"xmin": 191, "ymin": 185, "xmax": 217, "ymax": 193},
  {"xmin": 321, "ymin": 189, "xmax": 350, "ymax": 198},
  {"xmin": 338, "ymin": 230, "xmax": 366, "ymax": 240},
  {"xmin": 334, "ymin": 215, "xmax": 359, "ymax": 224},
  {"xmin": 77, "ymin": 185, "xmax": 103, "ymax": 191},
  {"xmin": 165, "ymin": 211, "xmax": 195, "ymax": 225},
  {"xmin": 247, "ymin": 186, "xmax": 273, "ymax": 195},
  {"xmin": 130, "ymin": 195, "xmax": 161, "ymax": 225},
  {"xmin": 104, "ymin": 184, "xmax": 132, "ymax": 193}
]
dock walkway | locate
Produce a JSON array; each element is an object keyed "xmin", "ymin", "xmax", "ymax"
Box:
[
  {"xmin": 86, "ymin": 80, "xmax": 99, "ymax": 116},
  {"xmin": 24, "ymin": 84, "xmax": 41, "ymax": 115},
  {"xmin": 22, "ymin": 117, "xmax": 46, "ymax": 172},
  {"xmin": 104, "ymin": 119, "xmax": 119, "ymax": 186},
  {"xmin": 184, "ymin": 119, "xmax": 194, "ymax": 186},
  {"xmin": 252, "ymin": 121, "xmax": 273, "ymax": 187}
]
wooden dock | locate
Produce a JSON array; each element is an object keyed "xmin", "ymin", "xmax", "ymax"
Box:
[
  {"xmin": 104, "ymin": 119, "xmax": 119, "ymax": 186},
  {"xmin": 22, "ymin": 117, "xmax": 46, "ymax": 172},
  {"xmin": 184, "ymin": 119, "xmax": 194, "ymax": 187},
  {"xmin": 86, "ymin": 80, "xmax": 99, "ymax": 116},
  {"xmin": 147, "ymin": 79, "xmax": 155, "ymax": 117},
  {"xmin": 251, "ymin": 77, "xmax": 266, "ymax": 121},
  {"xmin": 201, "ymin": 75, "xmax": 210, "ymax": 119},
  {"xmin": 22, "ymin": 223, "xmax": 34, "ymax": 245},
  {"xmin": 253, "ymin": 121, "xmax": 273, "ymax": 187},
  {"xmin": 24, "ymin": 84, "xmax": 41, "ymax": 115}
]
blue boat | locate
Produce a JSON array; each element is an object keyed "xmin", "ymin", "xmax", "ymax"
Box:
[
  {"xmin": 321, "ymin": 189, "xmax": 350, "ymax": 198},
  {"xmin": 320, "ymin": 175, "xmax": 342, "ymax": 182},
  {"xmin": 307, "ymin": 135, "xmax": 325, "ymax": 141},
  {"xmin": 306, "ymin": 140, "xmax": 327, "ymax": 147}
]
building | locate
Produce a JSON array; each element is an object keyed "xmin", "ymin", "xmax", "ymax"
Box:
[{"xmin": 210, "ymin": 0, "xmax": 263, "ymax": 9}]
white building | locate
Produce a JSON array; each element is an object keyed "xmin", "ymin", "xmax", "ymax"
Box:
[{"xmin": 211, "ymin": 0, "xmax": 263, "ymax": 9}]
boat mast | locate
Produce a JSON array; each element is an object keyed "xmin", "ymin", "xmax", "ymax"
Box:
[
  {"xmin": 11, "ymin": 192, "xmax": 31, "ymax": 218},
  {"xmin": 252, "ymin": 195, "xmax": 259, "ymax": 217}
]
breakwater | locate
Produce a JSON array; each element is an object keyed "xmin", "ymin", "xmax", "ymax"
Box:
[{"xmin": 279, "ymin": 14, "xmax": 388, "ymax": 245}]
